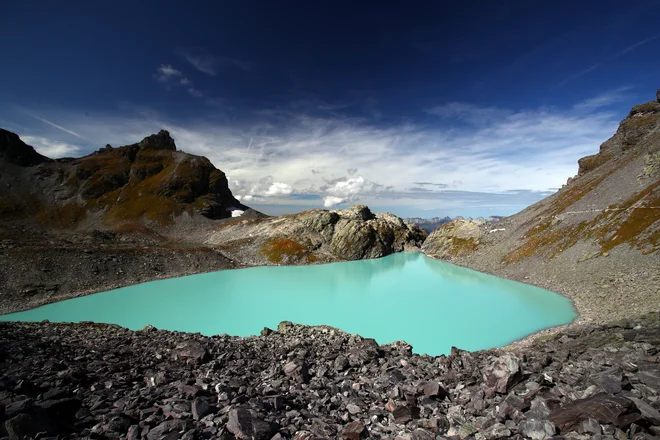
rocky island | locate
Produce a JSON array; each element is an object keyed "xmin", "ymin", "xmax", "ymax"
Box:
[{"xmin": 0, "ymin": 90, "xmax": 659, "ymax": 439}]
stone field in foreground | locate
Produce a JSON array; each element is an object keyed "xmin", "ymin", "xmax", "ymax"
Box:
[{"xmin": 1, "ymin": 314, "xmax": 659, "ymax": 439}]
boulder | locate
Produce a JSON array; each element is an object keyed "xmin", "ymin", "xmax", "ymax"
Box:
[
  {"xmin": 283, "ymin": 359, "xmax": 310, "ymax": 384},
  {"xmin": 482, "ymin": 355, "xmax": 522, "ymax": 398},
  {"xmin": 174, "ymin": 341, "xmax": 210, "ymax": 363},
  {"xmin": 549, "ymin": 393, "xmax": 634, "ymax": 432},
  {"xmin": 342, "ymin": 421, "xmax": 366, "ymax": 440},
  {"xmin": 226, "ymin": 407, "xmax": 280, "ymax": 440},
  {"xmin": 518, "ymin": 419, "xmax": 556, "ymax": 439}
]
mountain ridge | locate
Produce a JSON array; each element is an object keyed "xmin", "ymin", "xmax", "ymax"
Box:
[{"xmin": 422, "ymin": 89, "xmax": 660, "ymax": 324}]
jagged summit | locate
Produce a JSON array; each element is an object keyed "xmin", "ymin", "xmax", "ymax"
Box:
[
  {"xmin": 0, "ymin": 128, "xmax": 51, "ymax": 166},
  {"xmin": 136, "ymin": 129, "xmax": 177, "ymax": 151},
  {"xmin": 578, "ymin": 90, "xmax": 660, "ymax": 176},
  {"xmin": 0, "ymin": 129, "xmax": 251, "ymax": 229}
]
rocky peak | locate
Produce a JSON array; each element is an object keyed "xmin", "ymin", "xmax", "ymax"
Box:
[
  {"xmin": 578, "ymin": 90, "xmax": 660, "ymax": 175},
  {"xmin": 337, "ymin": 205, "xmax": 375, "ymax": 221},
  {"xmin": 0, "ymin": 128, "xmax": 52, "ymax": 167},
  {"xmin": 656, "ymin": 88, "xmax": 660, "ymax": 103},
  {"xmin": 136, "ymin": 130, "xmax": 177, "ymax": 151}
]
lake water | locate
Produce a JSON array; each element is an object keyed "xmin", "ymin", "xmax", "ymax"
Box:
[{"xmin": 0, "ymin": 252, "xmax": 577, "ymax": 355}]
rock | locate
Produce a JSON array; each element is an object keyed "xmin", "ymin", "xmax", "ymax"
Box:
[
  {"xmin": 0, "ymin": 315, "xmax": 660, "ymax": 440},
  {"xmin": 421, "ymin": 219, "xmax": 482, "ymax": 259},
  {"xmin": 147, "ymin": 420, "xmax": 189, "ymax": 440},
  {"xmin": 393, "ymin": 405, "xmax": 420, "ymax": 424},
  {"xmin": 578, "ymin": 418, "xmax": 601, "ymax": 435},
  {"xmin": 192, "ymin": 397, "xmax": 211, "ymax": 420},
  {"xmin": 483, "ymin": 355, "xmax": 522, "ymax": 398},
  {"xmin": 335, "ymin": 355, "xmax": 349, "ymax": 371},
  {"xmin": 519, "ymin": 420, "xmax": 556, "ymax": 439},
  {"xmin": 283, "ymin": 360, "xmax": 310, "ymax": 384},
  {"xmin": 174, "ymin": 341, "xmax": 210, "ymax": 363},
  {"xmin": 226, "ymin": 407, "xmax": 280, "ymax": 440},
  {"xmin": 0, "ymin": 128, "xmax": 51, "ymax": 166},
  {"xmin": 138, "ymin": 130, "xmax": 177, "ymax": 151},
  {"xmin": 340, "ymin": 205, "xmax": 374, "ymax": 221},
  {"xmin": 260, "ymin": 327, "xmax": 273, "ymax": 336},
  {"xmin": 549, "ymin": 393, "xmax": 633, "ymax": 432},
  {"xmin": 127, "ymin": 425, "xmax": 140, "ymax": 440},
  {"xmin": 481, "ymin": 422, "xmax": 511, "ymax": 439},
  {"xmin": 627, "ymin": 397, "xmax": 660, "ymax": 425},
  {"xmin": 106, "ymin": 414, "xmax": 134, "ymax": 432},
  {"xmin": 4, "ymin": 413, "xmax": 55, "ymax": 440},
  {"xmin": 342, "ymin": 421, "xmax": 366, "ymax": 440},
  {"xmin": 421, "ymin": 381, "xmax": 447, "ymax": 399}
]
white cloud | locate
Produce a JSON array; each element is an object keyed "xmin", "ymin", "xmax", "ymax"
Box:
[
  {"xmin": 155, "ymin": 64, "xmax": 183, "ymax": 82},
  {"xmin": 324, "ymin": 176, "xmax": 366, "ymax": 206},
  {"xmin": 22, "ymin": 136, "xmax": 81, "ymax": 158},
  {"xmin": 324, "ymin": 196, "xmax": 345, "ymax": 208},
  {"xmin": 265, "ymin": 182, "xmax": 292, "ymax": 196},
  {"xmin": 154, "ymin": 65, "xmax": 203, "ymax": 98}
]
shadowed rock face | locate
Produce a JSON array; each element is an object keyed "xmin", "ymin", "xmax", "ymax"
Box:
[
  {"xmin": 0, "ymin": 129, "xmax": 51, "ymax": 166},
  {"xmin": 0, "ymin": 129, "xmax": 249, "ymax": 228},
  {"xmin": 206, "ymin": 205, "xmax": 428, "ymax": 265}
]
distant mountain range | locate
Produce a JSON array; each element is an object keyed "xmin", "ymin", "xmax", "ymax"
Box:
[{"xmin": 404, "ymin": 215, "xmax": 504, "ymax": 233}]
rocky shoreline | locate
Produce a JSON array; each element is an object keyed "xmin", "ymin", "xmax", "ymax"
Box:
[{"xmin": 2, "ymin": 315, "xmax": 660, "ymax": 439}]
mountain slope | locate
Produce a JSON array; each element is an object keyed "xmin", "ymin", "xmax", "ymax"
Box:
[
  {"xmin": 0, "ymin": 130, "xmax": 257, "ymax": 234},
  {"xmin": 423, "ymin": 90, "xmax": 660, "ymax": 323},
  {"xmin": 0, "ymin": 130, "xmax": 426, "ymax": 313}
]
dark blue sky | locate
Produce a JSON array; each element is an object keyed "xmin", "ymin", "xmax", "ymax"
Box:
[{"xmin": 1, "ymin": 1, "xmax": 659, "ymax": 217}]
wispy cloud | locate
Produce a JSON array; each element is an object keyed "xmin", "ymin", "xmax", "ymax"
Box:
[
  {"xmin": 21, "ymin": 135, "xmax": 81, "ymax": 158},
  {"xmin": 556, "ymin": 34, "xmax": 660, "ymax": 88},
  {"xmin": 185, "ymin": 54, "xmax": 251, "ymax": 75},
  {"xmin": 154, "ymin": 64, "xmax": 204, "ymax": 98},
  {"xmin": 426, "ymin": 102, "xmax": 510, "ymax": 125},
  {"xmin": 9, "ymin": 90, "xmax": 623, "ymax": 215},
  {"xmin": 572, "ymin": 86, "xmax": 634, "ymax": 111},
  {"xmin": 24, "ymin": 112, "xmax": 84, "ymax": 139}
]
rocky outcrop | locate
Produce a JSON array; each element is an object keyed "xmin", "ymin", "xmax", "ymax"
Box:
[
  {"xmin": 422, "ymin": 89, "xmax": 660, "ymax": 324},
  {"xmin": 0, "ymin": 129, "xmax": 51, "ymax": 167},
  {"xmin": 578, "ymin": 95, "xmax": 660, "ymax": 175},
  {"xmin": 421, "ymin": 219, "xmax": 483, "ymax": 261},
  {"xmin": 1, "ymin": 313, "xmax": 659, "ymax": 439},
  {"xmin": 206, "ymin": 205, "xmax": 427, "ymax": 265}
]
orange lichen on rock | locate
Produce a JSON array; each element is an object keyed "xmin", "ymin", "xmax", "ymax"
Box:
[
  {"xmin": 446, "ymin": 237, "xmax": 479, "ymax": 257},
  {"xmin": 504, "ymin": 180, "xmax": 660, "ymax": 264},
  {"xmin": 261, "ymin": 237, "xmax": 314, "ymax": 264},
  {"xmin": 598, "ymin": 181, "xmax": 660, "ymax": 253}
]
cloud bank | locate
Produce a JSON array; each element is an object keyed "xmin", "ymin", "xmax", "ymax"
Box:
[{"xmin": 7, "ymin": 89, "xmax": 626, "ymax": 216}]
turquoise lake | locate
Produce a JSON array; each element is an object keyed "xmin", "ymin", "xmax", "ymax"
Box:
[{"xmin": 0, "ymin": 252, "xmax": 577, "ymax": 355}]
